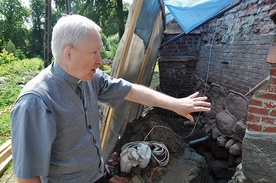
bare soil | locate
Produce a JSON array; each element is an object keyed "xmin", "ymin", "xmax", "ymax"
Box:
[{"xmin": 108, "ymin": 108, "xmax": 210, "ymax": 182}]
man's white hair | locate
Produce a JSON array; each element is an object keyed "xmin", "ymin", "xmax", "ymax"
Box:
[{"xmin": 51, "ymin": 14, "xmax": 101, "ymax": 61}]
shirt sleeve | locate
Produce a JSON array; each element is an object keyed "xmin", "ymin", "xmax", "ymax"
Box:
[
  {"xmin": 96, "ymin": 69, "xmax": 132, "ymax": 108},
  {"xmin": 11, "ymin": 94, "xmax": 57, "ymax": 178}
]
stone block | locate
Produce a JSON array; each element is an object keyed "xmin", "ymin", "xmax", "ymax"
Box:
[{"xmin": 242, "ymin": 130, "xmax": 276, "ymax": 183}]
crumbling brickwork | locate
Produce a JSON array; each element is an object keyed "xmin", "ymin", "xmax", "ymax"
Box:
[
  {"xmin": 158, "ymin": 33, "xmax": 201, "ymax": 98},
  {"xmin": 195, "ymin": 0, "xmax": 276, "ymax": 95},
  {"xmin": 158, "ymin": 1, "xmax": 276, "ymax": 182},
  {"xmin": 247, "ymin": 45, "xmax": 276, "ymax": 132},
  {"xmin": 159, "ymin": 1, "xmax": 276, "ymax": 96}
]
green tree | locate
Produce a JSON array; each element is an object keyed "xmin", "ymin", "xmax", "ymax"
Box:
[
  {"xmin": 0, "ymin": 0, "xmax": 29, "ymax": 53},
  {"xmin": 54, "ymin": 0, "xmax": 129, "ymax": 37},
  {"xmin": 29, "ymin": 0, "xmax": 45, "ymax": 58},
  {"xmin": 2, "ymin": 40, "xmax": 25, "ymax": 59}
]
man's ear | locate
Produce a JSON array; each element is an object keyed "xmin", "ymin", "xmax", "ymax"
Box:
[{"xmin": 64, "ymin": 45, "xmax": 73, "ymax": 61}]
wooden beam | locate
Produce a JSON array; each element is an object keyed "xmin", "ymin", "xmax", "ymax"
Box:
[
  {"xmin": 0, "ymin": 155, "xmax": 12, "ymax": 175},
  {"xmin": 0, "ymin": 144, "xmax": 11, "ymax": 164},
  {"xmin": 122, "ymin": 11, "xmax": 161, "ymax": 136},
  {"xmin": 115, "ymin": 0, "xmax": 143, "ymax": 78},
  {"xmin": 0, "ymin": 140, "xmax": 12, "ymax": 175},
  {"xmin": 0, "ymin": 139, "xmax": 11, "ymax": 154},
  {"xmin": 101, "ymin": 0, "xmax": 143, "ymax": 152},
  {"xmin": 245, "ymin": 78, "xmax": 269, "ymax": 97}
]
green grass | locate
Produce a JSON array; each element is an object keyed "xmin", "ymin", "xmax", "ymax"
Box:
[{"xmin": 0, "ymin": 57, "xmax": 43, "ymax": 145}]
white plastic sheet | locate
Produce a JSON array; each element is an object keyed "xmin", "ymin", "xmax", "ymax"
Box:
[{"xmin": 164, "ymin": 0, "xmax": 233, "ymax": 33}]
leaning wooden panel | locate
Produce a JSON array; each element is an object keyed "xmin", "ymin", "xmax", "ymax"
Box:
[
  {"xmin": 101, "ymin": 0, "xmax": 165, "ymax": 162},
  {"xmin": 100, "ymin": 0, "xmax": 143, "ymax": 153}
]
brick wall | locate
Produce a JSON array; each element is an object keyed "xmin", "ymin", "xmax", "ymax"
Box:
[
  {"xmin": 158, "ymin": 56, "xmax": 198, "ymax": 98},
  {"xmin": 157, "ymin": 2, "xmax": 276, "ymax": 180},
  {"xmin": 247, "ymin": 45, "xmax": 276, "ymax": 132},
  {"xmin": 242, "ymin": 45, "xmax": 276, "ymax": 182},
  {"xmin": 160, "ymin": 32, "xmax": 201, "ymax": 57},
  {"xmin": 159, "ymin": 1, "xmax": 276, "ymax": 96},
  {"xmin": 158, "ymin": 30, "xmax": 201, "ymax": 98},
  {"xmin": 195, "ymin": 0, "xmax": 276, "ymax": 95}
]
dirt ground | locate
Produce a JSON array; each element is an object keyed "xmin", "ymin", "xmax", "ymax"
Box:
[{"xmin": 107, "ymin": 108, "xmax": 211, "ymax": 183}]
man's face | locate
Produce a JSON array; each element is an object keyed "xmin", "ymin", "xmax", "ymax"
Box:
[{"xmin": 69, "ymin": 30, "xmax": 103, "ymax": 81}]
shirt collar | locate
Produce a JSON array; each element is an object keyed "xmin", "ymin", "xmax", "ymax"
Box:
[{"xmin": 53, "ymin": 62, "xmax": 81, "ymax": 85}]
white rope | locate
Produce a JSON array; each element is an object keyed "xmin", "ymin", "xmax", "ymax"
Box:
[{"xmin": 121, "ymin": 140, "xmax": 170, "ymax": 167}]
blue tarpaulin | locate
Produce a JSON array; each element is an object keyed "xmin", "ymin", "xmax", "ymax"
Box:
[
  {"xmin": 164, "ymin": 0, "xmax": 233, "ymax": 33},
  {"xmin": 134, "ymin": 0, "xmax": 160, "ymax": 48}
]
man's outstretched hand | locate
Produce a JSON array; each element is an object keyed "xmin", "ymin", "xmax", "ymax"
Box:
[
  {"xmin": 125, "ymin": 84, "xmax": 211, "ymax": 122},
  {"xmin": 172, "ymin": 91, "xmax": 211, "ymax": 122}
]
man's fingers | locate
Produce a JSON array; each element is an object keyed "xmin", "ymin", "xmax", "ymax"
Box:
[
  {"xmin": 193, "ymin": 96, "xmax": 208, "ymax": 101},
  {"xmin": 188, "ymin": 91, "xmax": 199, "ymax": 98},
  {"xmin": 186, "ymin": 114, "xmax": 194, "ymax": 122},
  {"xmin": 194, "ymin": 106, "xmax": 211, "ymax": 112},
  {"xmin": 196, "ymin": 101, "xmax": 211, "ymax": 106}
]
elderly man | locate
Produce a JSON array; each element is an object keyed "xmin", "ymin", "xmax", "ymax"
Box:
[{"xmin": 11, "ymin": 14, "xmax": 210, "ymax": 183}]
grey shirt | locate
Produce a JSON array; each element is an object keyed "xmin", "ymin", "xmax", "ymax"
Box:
[{"xmin": 11, "ymin": 62, "xmax": 132, "ymax": 182}]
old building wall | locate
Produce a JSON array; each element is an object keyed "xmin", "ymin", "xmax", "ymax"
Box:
[
  {"xmin": 158, "ymin": 0, "xmax": 276, "ymax": 182},
  {"xmin": 158, "ymin": 32, "xmax": 201, "ymax": 98},
  {"xmin": 195, "ymin": 0, "xmax": 276, "ymax": 95}
]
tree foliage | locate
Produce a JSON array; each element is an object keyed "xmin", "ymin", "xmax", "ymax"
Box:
[
  {"xmin": 0, "ymin": 0, "xmax": 130, "ymax": 60},
  {"xmin": 29, "ymin": 0, "xmax": 45, "ymax": 58},
  {"xmin": 54, "ymin": 0, "xmax": 129, "ymax": 37},
  {"xmin": 0, "ymin": 0, "xmax": 29, "ymax": 53}
]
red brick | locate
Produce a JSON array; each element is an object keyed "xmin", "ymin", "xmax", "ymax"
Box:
[
  {"xmin": 247, "ymin": 123, "xmax": 262, "ymax": 131},
  {"xmin": 257, "ymin": 92, "xmax": 276, "ymax": 100},
  {"xmin": 262, "ymin": 117, "xmax": 276, "ymax": 124},
  {"xmin": 271, "ymin": 110, "xmax": 276, "ymax": 116},
  {"xmin": 266, "ymin": 85, "xmax": 276, "ymax": 93},
  {"xmin": 248, "ymin": 106, "xmax": 269, "ymax": 115},
  {"xmin": 247, "ymin": 113, "xmax": 260, "ymax": 123},
  {"xmin": 264, "ymin": 126, "xmax": 276, "ymax": 133},
  {"xmin": 264, "ymin": 101, "xmax": 276, "ymax": 109},
  {"xmin": 271, "ymin": 77, "xmax": 276, "ymax": 85},
  {"xmin": 109, "ymin": 175, "xmax": 129, "ymax": 183},
  {"xmin": 270, "ymin": 68, "xmax": 276, "ymax": 76},
  {"xmin": 249, "ymin": 99, "xmax": 263, "ymax": 106}
]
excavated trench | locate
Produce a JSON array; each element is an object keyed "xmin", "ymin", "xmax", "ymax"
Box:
[{"xmin": 104, "ymin": 80, "xmax": 249, "ymax": 183}]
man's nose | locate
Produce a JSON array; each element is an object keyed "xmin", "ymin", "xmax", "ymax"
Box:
[{"xmin": 96, "ymin": 56, "xmax": 103, "ymax": 66}]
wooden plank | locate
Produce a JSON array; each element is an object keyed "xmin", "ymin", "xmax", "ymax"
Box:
[
  {"xmin": 121, "ymin": 10, "xmax": 162, "ymax": 136},
  {"xmin": 0, "ymin": 139, "xmax": 11, "ymax": 154},
  {"xmin": 245, "ymin": 78, "xmax": 269, "ymax": 97},
  {"xmin": 101, "ymin": 0, "xmax": 143, "ymax": 153},
  {"xmin": 0, "ymin": 154, "xmax": 12, "ymax": 175},
  {"xmin": 101, "ymin": 107, "xmax": 113, "ymax": 151},
  {"xmin": 100, "ymin": 106, "xmax": 110, "ymax": 139},
  {"xmin": 115, "ymin": 0, "xmax": 143, "ymax": 78},
  {"xmin": 0, "ymin": 144, "xmax": 11, "ymax": 163}
]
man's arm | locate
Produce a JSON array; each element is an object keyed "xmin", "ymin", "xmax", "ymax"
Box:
[
  {"xmin": 124, "ymin": 84, "xmax": 211, "ymax": 121},
  {"xmin": 17, "ymin": 177, "xmax": 41, "ymax": 183}
]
